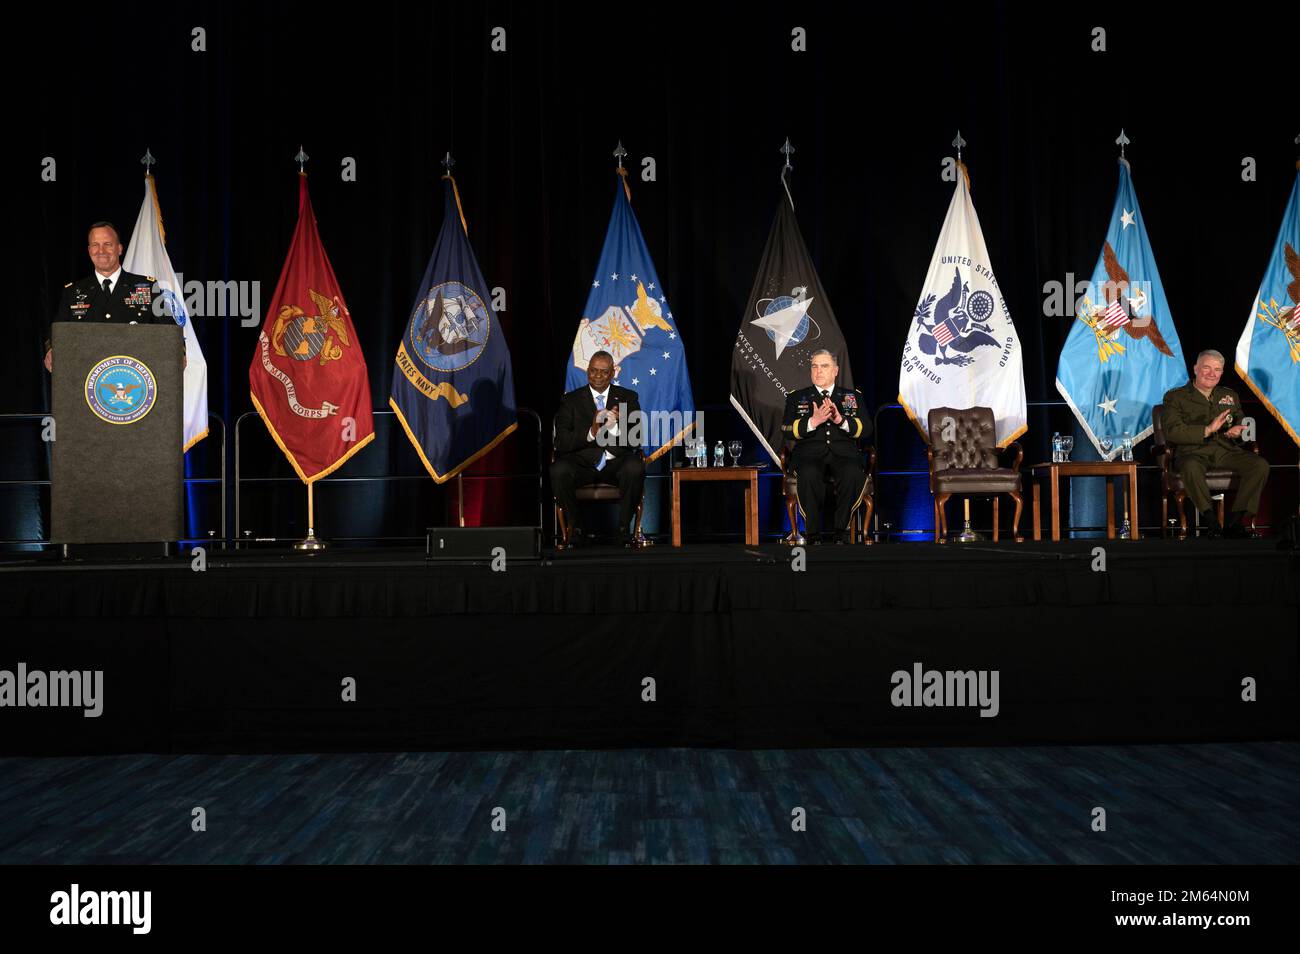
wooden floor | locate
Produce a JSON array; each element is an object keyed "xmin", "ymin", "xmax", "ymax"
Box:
[{"xmin": 1, "ymin": 743, "xmax": 1296, "ymax": 864}]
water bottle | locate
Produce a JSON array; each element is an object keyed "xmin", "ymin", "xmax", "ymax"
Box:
[
  {"xmin": 1051, "ymin": 432, "xmax": 1062, "ymax": 463},
  {"xmin": 713, "ymin": 441, "xmax": 725, "ymax": 467},
  {"xmin": 1121, "ymin": 431, "xmax": 1133, "ymax": 462}
]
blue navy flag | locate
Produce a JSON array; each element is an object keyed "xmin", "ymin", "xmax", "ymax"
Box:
[
  {"xmin": 1235, "ymin": 166, "xmax": 1300, "ymax": 447},
  {"xmin": 1056, "ymin": 158, "xmax": 1186, "ymax": 458},
  {"xmin": 567, "ymin": 171, "xmax": 694, "ymax": 460},
  {"xmin": 391, "ymin": 176, "xmax": 517, "ymax": 482}
]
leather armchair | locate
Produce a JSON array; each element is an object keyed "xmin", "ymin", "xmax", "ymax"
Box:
[
  {"xmin": 1151, "ymin": 403, "xmax": 1259, "ymax": 539},
  {"xmin": 926, "ymin": 406, "xmax": 1024, "ymax": 543}
]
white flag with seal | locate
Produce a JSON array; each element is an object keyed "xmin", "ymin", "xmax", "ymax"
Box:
[
  {"xmin": 898, "ymin": 165, "xmax": 1026, "ymax": 445},
  {"xmin": 124, "ymin": 174, "xmax": 209, "ymax": 450}
]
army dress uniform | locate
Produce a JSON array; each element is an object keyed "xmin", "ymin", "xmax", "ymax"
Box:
[
  {"xmin": 1160, "ymin": 381, "xmax": 1269, "ymax": 516},
  {"xmin": 45, "ymin": 270, "xmax": 166, "ymax": 353},
  {"xmin": 782, "ymin": 384, "xmax": 872, "ymax": 536}
]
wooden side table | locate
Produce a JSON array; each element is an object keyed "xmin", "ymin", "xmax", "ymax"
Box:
[
  {"xmin": 671, "ymin": 466, "xmax": 761, "ymax": 547},
  {"xmin": 1030, "ymin": 460, "xmax": 1140, "ymax": 541}
]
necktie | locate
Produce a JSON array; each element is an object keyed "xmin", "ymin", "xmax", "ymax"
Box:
[
  {"xmin": 821, "ymin": 390, "xmax": 830, "ymax": 400},
  {"xmin": 595, "ymin": 393, "xmax": 607, "ymax": 471},
  {"xmin": 103, "ymin": 278, "xmax": 112, "ymax": 298}
]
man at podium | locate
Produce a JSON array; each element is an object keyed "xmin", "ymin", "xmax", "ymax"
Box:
[{"xmin": 44, "ymin": 222, "xmax": 168, "ymax": 371}]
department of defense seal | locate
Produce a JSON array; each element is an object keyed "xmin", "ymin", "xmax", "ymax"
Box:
[{"xmin": 84, "ymin": 355, "xmax": 158, "ymax": 425}]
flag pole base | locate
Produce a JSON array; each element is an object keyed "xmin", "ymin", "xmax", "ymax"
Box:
[
  {"xmin": 293, "ymin": 531, "xmax": 328, "ymax": 552},
  {"xmin": 956, "ymin": 520, "xmax": 982, "ymax": 543}
]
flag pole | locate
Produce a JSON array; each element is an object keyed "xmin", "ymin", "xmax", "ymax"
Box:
[
  {"xmin": 949, "ymin": 137, "xmax": 979, "ymax": 546},
  {"xmin": 439, "ymin": 148, "xmax": 469, "ymax": 530},
  {"xmin": 294, "ymin": 480, "xmax": 327, "ymax": 551},
  {"xmin": 780, "ymin": 138, "xmax": 796, "ymax": 210},
  {"xmin": 289, "ymin": 145, "xmax": 327, "ymax": 553}
]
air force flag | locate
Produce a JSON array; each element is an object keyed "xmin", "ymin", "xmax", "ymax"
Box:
[
  {"xmin": 899, "ymin": 164, "xmax": 1026, "ymax": 446},
  {"xmin": 1056, "ymin": 159, "xmax": 1186, "ymax": 458},
  {"xmin": 391, "ymin": 176, "xmax": 517, "ymax": 482},
  {"xmin": 1235, "ymin": 166, "xmax": 1300, "ymax": 447},
  {"xmin": 568, "ymin": 171, "xmax": 694, "ymax": 460},
  {"xmin": 123, "ymin": 174, "xmax": 209, "ymax": 451}
]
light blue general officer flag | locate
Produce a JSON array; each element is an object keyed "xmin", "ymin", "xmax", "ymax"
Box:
[
  {"xmin": 1235, "ymin": 165, "xmax": 1300, "ymax": 447},
  {"xmin": 1056, "ymin": 158, "xmax": 1187, "ymax": 458},
  {"xmin": 567, "ymin": 169, "xmax": 695, "ymax": 460}
]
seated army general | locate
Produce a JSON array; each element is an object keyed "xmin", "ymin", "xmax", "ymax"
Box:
[
  {"xmin": 1160, "ymin": 349, "xmax": 1269, "ymax": 538},
  {"xmin": 550, "ymin": 351, "xmax": 646, "ymax": 547},
  {"xmin": 44, "ymin": 222, "xmax": 171, "ymax": 372},
  {"xmin": 781, "ymin": 349, "xmax": 871, "ymax": 544}
]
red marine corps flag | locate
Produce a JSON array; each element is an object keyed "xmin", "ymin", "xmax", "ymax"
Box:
[{"xmin": 250, "ymin": 167, "xmax": 374, "ymax": 483}]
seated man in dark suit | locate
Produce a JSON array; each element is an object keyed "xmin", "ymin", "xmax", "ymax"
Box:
[
  {"xmin": 550, "ymin": 350, "xmax": 645, "ymax": 547},
  {"xmin": 782, "ymin": 349, "xmax": 870, "ymax": 544}
]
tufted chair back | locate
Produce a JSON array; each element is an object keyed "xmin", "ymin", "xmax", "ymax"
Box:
[{"xmin": 927, "ymin": 406, "xmax": 998, "ymax": 471}]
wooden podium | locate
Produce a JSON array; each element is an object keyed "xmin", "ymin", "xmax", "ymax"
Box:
[{"xmin": 50, "ymin": 323, "xmax": 184, "ymax": 544}]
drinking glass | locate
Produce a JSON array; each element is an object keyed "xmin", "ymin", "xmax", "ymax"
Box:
[
  {"xmin": 728, "ymin": 441, "xmax": 742, "ymax": 466},
  {"xmin": 1060, "ymin": 436, "xmax": 1074, "ymax": 461}
]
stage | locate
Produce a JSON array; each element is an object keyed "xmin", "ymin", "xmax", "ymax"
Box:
[{"xmin": 1, "ymin": 539, "xmax": 1295, "ymax": 755}]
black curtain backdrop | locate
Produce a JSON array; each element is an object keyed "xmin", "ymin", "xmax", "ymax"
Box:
[{"xmin": 9, "ymin": 0, "xmax": 1297, "ymax": 542}]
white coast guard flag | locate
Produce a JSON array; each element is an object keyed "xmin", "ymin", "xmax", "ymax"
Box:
[
  {"xmin": 899, "ymin": 166, "xmax": 1026, "ymax": 445},
  {"xmin": 124, "ymin": 175, "xmax": 209, "ymax": 450}
]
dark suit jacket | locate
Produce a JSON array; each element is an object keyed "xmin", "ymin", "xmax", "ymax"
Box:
[
  {"xmin": 554, "ymin": 384, "xmax": 643, "ymax": 469},
  {"xmin": 782, "ymin": 384, "xmax": 871, "ymax": 463},
  {"xmin": 46, "ymin": 270, "xmax": 169, "ymax": 351}
]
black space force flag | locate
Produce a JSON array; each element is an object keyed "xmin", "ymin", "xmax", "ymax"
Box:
[{"xmin": 729, "ymin": 172, "xmax": 853, "ymax": 464}]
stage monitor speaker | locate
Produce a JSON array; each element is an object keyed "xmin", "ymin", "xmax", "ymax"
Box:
[{"xmin": 426, "ymin": 526, "xmax": 540, "ymax": 561}]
